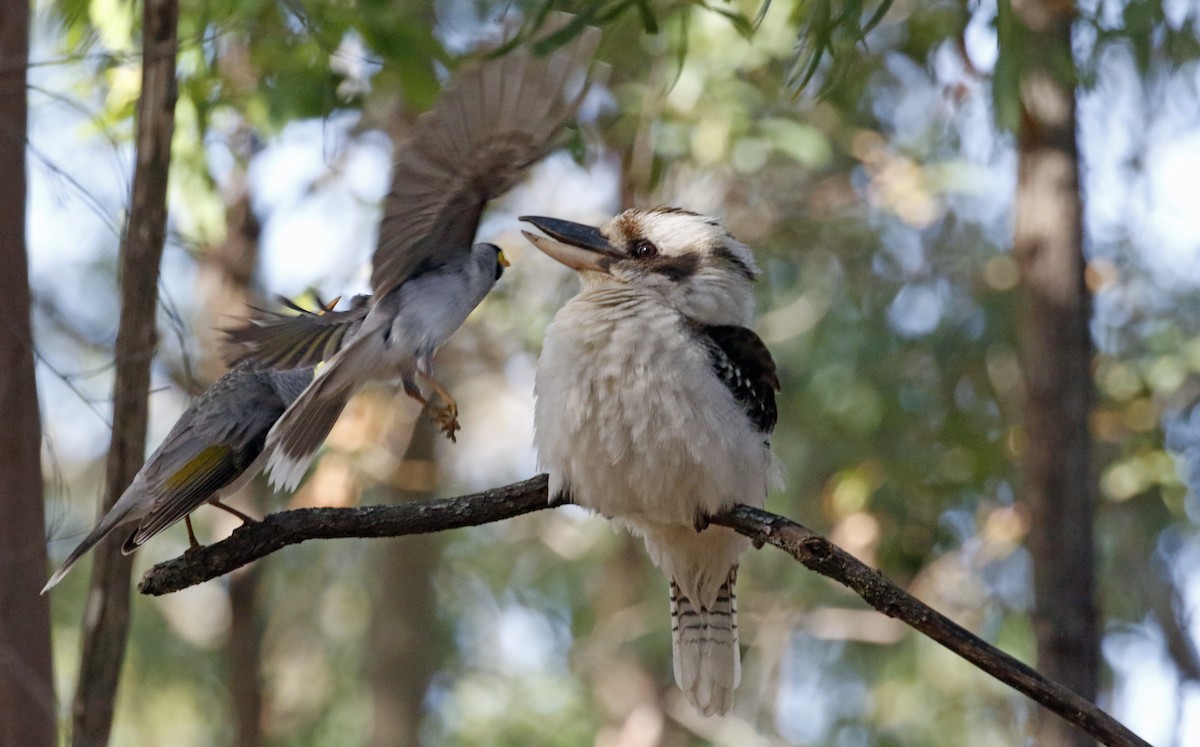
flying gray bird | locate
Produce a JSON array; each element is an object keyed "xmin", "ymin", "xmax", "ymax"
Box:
[
  {"xmin": 522, "ymin": 208, "xmax": 780, "ymax": 716},
  {"xmin": 42, "ymin": 362, "xmax": 313, "ymax": 593},
  {"xmin": 225, "ymin": 21, "xmax": 603, "ymax": 492}
]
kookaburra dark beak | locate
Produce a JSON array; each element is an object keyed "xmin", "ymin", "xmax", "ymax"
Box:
[{"xmin": 520, "ymin": 216, "xmax": 620, "ymax": 273}]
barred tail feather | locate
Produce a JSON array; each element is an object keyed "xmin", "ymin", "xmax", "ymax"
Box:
[
  {"xmin": 265, "ymin": 364, "xmax": 356, "ymax": 492},
  {"xmin": 670, "ymin": 568, "xmax": 740, "ymax": 716}
]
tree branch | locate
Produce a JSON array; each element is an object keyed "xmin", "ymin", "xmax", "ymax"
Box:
[
  {"xmin": 138, "ymin": 476, "xmax": 552, "ymax": 595},
  {"xmin": 709, "ymin": 506, "xmax": 1147, "ymax": 747},
  {"xmin": 139, "ymin": 475, "xmax": 1148, "ymax": 747}
]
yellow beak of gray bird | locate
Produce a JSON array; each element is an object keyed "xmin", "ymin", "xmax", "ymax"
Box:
[
  {"xmin": 223, "ymin": 16, "xmax": 605, "ymax": 493},
  {"xmin": 42, "ymin": 362, "xmax": 313, "ymax": 593},
  {"xmin": 522, "ymin": 208, "xmax": 781, "ymax": 716}
]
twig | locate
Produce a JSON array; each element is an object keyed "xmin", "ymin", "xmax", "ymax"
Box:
[{"xmin": 139, "ymin": 474, "xmax": 1149, "ymax": 747}]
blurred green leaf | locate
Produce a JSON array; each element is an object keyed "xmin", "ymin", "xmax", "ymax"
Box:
[{"xmin": 634, "ymin": 0, "xmax": 659, "ymax": 34}]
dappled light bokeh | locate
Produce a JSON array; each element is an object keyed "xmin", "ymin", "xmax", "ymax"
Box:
[{"xmin": 27, "ymin": 0, "xmax": 1200, "ymax": 744}]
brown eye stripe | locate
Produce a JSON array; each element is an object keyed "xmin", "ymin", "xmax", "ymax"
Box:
[
  {"xmin": 644, "ymin": 253, "xmax": 699, "ymax": 281},
  {"xmin": 712, "ymin": 244, "xmax": 756, "ymax": 281}
]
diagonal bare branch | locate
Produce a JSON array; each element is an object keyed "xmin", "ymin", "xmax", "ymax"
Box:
[
  {"xmin": 709, "ymin": 506, "xmax": 1149, "ymax": 747},
  {"xmin": 138, "ymin": 474, "xmax": 1149, "ymax": 747}
]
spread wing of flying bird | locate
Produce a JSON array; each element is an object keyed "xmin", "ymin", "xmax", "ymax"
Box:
[
  {"xmin": 222, "ymin": 16, "xmax": 605, "ymax": 490},
  {"xmin": 224, "ymin": 17, "xmax": 603, "ymax": 371},
  {"xmin": 225, "ymin": 295, "xmax": 372, "ymax": 370},
  {"xmin": 370, "ymin": 16, "xmax": 602, "ymax": 296}
]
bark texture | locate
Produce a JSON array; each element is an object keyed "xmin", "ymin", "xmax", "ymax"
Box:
[
  {"xmin": 70, "ymin": 1, "xmax": 179, "ymax": 743},
  {"xmin": 0, "ymin": 0, "xmax": 57, "ymax": 743},
  {"xmin": 1011, "ymin": 2, "xmax": 1100, "ymax": 745}
]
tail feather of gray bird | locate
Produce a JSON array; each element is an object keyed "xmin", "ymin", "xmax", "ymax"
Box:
[
  {"xmin": 263, "ymin": 354, "xmax": 363, "ymax": 492},
  {"xmin": 40, "ymin": 501, "xmax": 139, "ymax": 594}
]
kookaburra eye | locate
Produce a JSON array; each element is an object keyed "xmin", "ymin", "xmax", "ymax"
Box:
[{"xmin": 631, "ymin": 238, "xmax": 659, "ymax": 259}]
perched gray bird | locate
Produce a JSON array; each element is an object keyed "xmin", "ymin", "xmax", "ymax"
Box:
[
  {"xmin": 522, "ymin": 208, "xmax": 780, "ymax": 716},
  {"xmin": 42, "ymin": 362, "xmax": 313, "ymax": 593},
  {"xmin": 225, "ymin": 21, "xmax": 603, "ymax": 492}
]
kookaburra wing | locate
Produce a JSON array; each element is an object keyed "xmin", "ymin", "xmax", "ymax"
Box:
[
  {"xmin": 42, "ymin": 362, "xmax": 312, "ymax": 593},
  {"xmin": 225, "ymin": 20, "xmax": 603, "ymax": 492},
  {"xmin": 522, "ymin": 208, "xmax": 780, "ymax": 716}
]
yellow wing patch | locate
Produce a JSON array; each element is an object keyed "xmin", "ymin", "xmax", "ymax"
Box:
[{"xmin": 163, "ymin": 444, "xmax": 232, "ymax": 490}]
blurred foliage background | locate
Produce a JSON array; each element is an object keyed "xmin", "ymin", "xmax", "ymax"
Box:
[{"xmin": 27, "ymin": 0, "xmax": 1200, "ymax": 744}]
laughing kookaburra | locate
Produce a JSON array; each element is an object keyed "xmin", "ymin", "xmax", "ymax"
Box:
[{"xmin": 522, "ymin": 208, "xmax": 780, "ymax": 716}]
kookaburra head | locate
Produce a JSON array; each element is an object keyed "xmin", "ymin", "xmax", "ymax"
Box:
[{"xmin": 521, "ymin": 207, "xmax": 760, "ymax": 325}]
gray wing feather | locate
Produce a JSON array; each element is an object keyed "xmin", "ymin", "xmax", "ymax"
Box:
[
  {"xmin": 137, "ymin": 365, "xmax": 288, "ymax": 501},
  {"xmin": 123, "ymin": 365, "xmax": 299, "ymax": 549},
  {"xmin": 124, "ymin": 453, "xmax": 244, "ymax": 551},
  {"xmin": 42, "ymin": 364, "xmax": 295, "ymax": 588},
  {"xmin": 371, "ymin": 18, "xmax": 602, "ymax": 296},
  {"xmin": 223, "ymin": 297, "xmax": 371, "ymax": 370}
]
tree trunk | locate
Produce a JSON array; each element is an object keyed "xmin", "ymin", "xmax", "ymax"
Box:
[
  {"xmin": 1011, "ymin": 1, "xmax": 1100, "ymax": 744},
  {"xmin": 226, "ymin": 563, "xmax": 265, "ymax": 747},
  {"xmin": 369, "ymin": 416, "xmax": 444, "ymax": 747},
  {"xmin": 0, "ymin": 0, "xmax": 57, "ymax": 742},
  {"xmin": 199, "ymin": 136, "xmax": 266, "ymax": 747},
  {"xmin": 70, "ymin": 1, "xmax": 179, "ymax": 743}
]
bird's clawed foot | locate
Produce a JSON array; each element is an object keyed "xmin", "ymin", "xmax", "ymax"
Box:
[
  {"xmin": 419, "ymin": 373, "xmax": 461, "ymax": 442},
  {"xmin": 402, "ymin": 384, "xmax": 461, "ymax": 442},
  {"xmin": 427, "ymin": 400, "xmax": 461, "ymax": 443}
]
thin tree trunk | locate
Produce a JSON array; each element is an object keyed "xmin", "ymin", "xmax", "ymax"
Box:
[
  {"xmin": 226, "ymin": 563, "xmax": 264, "ymax": 747},
  {"xmin": 200, "ymin": 138, "xmax": 265, "ymax": 747},
  {"xmin": 70, "ymin": 1, "xmax": 179, "ymax": 743},
  {"xmin": 1012, "ymin": 1, "xmax": 1100, "ymax": 744},
  {"xmin": 369, "ymin": 416, "xmax": 444, "ymax": 747},
  {"xmin": 0, "ymin": 0, "xmax": 57, "ymax": 743}
]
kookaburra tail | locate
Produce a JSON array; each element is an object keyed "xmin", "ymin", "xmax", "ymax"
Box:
[
  {"xmin": 522, "ymin": 208, "xmax": 780, "ymax": 715},
  {"xmin": 224, "ymin": 17, "xmax": 604, "ymax": 491}
]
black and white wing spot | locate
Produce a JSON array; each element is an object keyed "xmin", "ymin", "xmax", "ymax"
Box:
[{"xmin": 694, "ymin": 324, "xmax": 780, "ymax": 434}]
